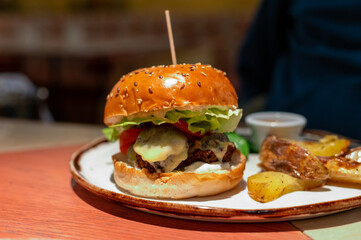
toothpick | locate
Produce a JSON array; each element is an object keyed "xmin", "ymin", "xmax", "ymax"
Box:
[{"xmin": 165, "ymin": 10, "xmax": 177, "ymax": 65}]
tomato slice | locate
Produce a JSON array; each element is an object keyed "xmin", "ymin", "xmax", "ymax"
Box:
[
  {"xmin": 173, "ymin": 119, "xmax": 203, "ymax": 139},
  {"xmin": 119, "ymin": 127, "xmax": 145, "ymax": 153}
]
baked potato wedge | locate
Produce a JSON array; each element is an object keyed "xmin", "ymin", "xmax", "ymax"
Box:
[
  {"xmin": 260, "ymin": 135, "xmax": 361, "ymax": 185},
  {"xmin": 320, "ymin": 147, "xmax": 361, "ymax": 184},
  {"xmin": 247, "ymin": 171, "xmax": 325, "ymax": 203},
  {"xmin": 260, "ymin": 136, "xmax": 329, "ymax": 181},
  {"xmin": 296, "ymin": 135, "xmax": 350, "ymax": 157}
]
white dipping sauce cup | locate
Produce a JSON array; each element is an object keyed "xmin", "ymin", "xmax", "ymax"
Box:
[{"xmin": 245, "ymin": 111, "xmax": 307, "ymax": 150}]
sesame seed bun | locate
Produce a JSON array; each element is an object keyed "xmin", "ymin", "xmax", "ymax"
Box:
[{"xmin": 104, "ymin": 63, "xmax": 238, "ymax": 126}]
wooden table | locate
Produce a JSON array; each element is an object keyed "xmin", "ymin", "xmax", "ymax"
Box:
[{"xmin": 1, "ymin": 118, "xmax": 360, "ymax": 239}]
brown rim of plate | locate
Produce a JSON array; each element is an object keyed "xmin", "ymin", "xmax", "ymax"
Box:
[{"xmin": 69, "ymin": 137, "xmax": 361, "ymax": 222}]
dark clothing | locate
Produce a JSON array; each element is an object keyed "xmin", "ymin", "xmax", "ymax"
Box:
[{"xmin": 238, "ymin": 0, "xmax": 361, "ymax": 139}]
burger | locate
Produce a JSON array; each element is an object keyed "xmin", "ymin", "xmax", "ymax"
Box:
[{"xmin": 103, "ymin": 63, "xmax": 247, "ymax": 199}]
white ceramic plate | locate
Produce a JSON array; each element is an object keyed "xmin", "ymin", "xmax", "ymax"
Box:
[{"xmin": 69, "ymin": 138, "xmax": 361, "ymax": 222}]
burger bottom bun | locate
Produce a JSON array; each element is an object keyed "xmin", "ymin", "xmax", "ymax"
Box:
[{"xmin": 112, "ymin": 149, "xmax": 246, "ymax": 199}]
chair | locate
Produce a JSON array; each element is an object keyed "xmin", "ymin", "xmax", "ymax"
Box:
[{"xmin": 0, "ymin": 73, "xmax": 54, "ymax": 122}]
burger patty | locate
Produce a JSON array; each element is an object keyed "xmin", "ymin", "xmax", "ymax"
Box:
[
  {"xmin": 136, "ymin": 154, "xmax": 157, "ymax": 174},
  {"xmin": 135, "ymin": 144, "xmax": 236, "ymax": 173}
]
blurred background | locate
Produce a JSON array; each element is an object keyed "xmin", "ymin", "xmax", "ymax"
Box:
[{"xmin": 0, "ymin": 0, "xmax": 260, "ymax": 125}]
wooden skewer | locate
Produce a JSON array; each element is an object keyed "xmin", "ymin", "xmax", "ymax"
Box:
[{"xmin": 165, "ymin": 10, "xmax": 177, "ymax": 65}]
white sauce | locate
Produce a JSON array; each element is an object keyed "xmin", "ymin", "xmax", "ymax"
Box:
[{"xmin": 184, "ymin": 161, "xmax": 232, "ymax": 174}]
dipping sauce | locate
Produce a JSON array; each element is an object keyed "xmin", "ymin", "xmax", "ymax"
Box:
[
  {"xmin": 255, "ymin": 118, "xmax": 289, "ymax": 122},
  {"xmin": 245, "ymin": 112, "xmax": 307, "ymax": 150}
]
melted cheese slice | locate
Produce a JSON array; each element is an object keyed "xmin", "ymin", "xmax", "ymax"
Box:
[
  {"xmin": 162, "ymin": 151, "xmax": 188, "ymax": 173},
  {"xmin": 133, "ymin": 127, "xmax": 188, "ymax": 165},
  {"xmin": 205, "ymin": 142, "xmax": 228, "ymax": 161}
]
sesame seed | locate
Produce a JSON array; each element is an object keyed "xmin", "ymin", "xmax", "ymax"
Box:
[
  {"xmin": 223, "ymin": 72, "xmax": 227, "ymax": 76},
  {"xmin": 148, "ymin": 87, "xmax": 153, "ymax": 94},
  {"xmin": 137, "ymin": 99, "xmax": 143, "ymax": 105},
  {"xmin": 201, "ymin": 72, "xmax": 207, "ymax": 77},
  {"xmin": 159, "ymin": 75, "xmax": 163, "ymax": 79},
  {"xmin": 136, "ymin": 89, "xmax": 139, "ymax": 93},
  {"xmin": 129, "ymin": 73, "xmax": 133, "ymax": 76},
  {"xmin": 195, "ymin": 62, "xmax": 201, "ymax": 65},
  {"xmin": 125, "ymin": 92, "xmax": 129, "ymax": 98},
  {"xmin": 135, "ymin": 71, "xmax": 139, "ymax": 74},
  {"xmin": 115, "ymin": 93, "xmax": 119, "ymax": 98},
  {"xmin": 117, "ymin": 87, "xmax": 120, "ymax": 92},
  {"xmin": 181, "ymin": 73, "xmax": 186, "ymax": 77},
  {"xmin": 134, "ymin": 82, "xmax": 138, "ymax": 87},
  {"xmin": 197, "ymin": 81, "xmax": 201, "ymax": 87},
  {"xmin": 120, "ymin": 104, "xmax": 124, "ymax": 108},
  {"xmin": 180, "ymin": 84, "xmax": 185, "ymax": 90},
  {"xmin": 201, "ymin": 66, "xmax": 205, "ymax": 69},
  {"xmin": 170, "ymin": 99, "xmax": 176, "ymax": 106},
  {"xmin": 149, "ymin": 71, "xmax": 153, "ymax": 74},
  {"xmin": 110, "ymin": 92, "xmax": 113, "ymax": 98}
]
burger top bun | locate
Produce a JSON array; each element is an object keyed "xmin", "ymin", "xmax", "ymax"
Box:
[{"xmin": 104, "ymin": 63, "xmax": 238, "ymax": 126}]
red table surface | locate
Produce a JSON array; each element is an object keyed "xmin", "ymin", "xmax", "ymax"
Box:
[{"xmin": 0, "ymin": 144, "xmax": 310, "ymax": 240}]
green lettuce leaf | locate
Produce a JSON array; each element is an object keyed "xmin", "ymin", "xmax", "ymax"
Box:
[
  {"xmin": 103, "ymin": 107, "xmax": 242, "ymax": 142},
  {"xmin": 102, "ymin": 127, "xmax": 121, "ymax": 142},
  {"xmin": 225, "ymin": 132, "xmax": 250, "ymax": 157}
]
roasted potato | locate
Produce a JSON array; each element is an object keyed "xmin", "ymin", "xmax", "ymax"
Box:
[
  {"xmin": 319, "ymin": 147, "xmax": 361, "ymax": 184},
  {"xmin": 296, "ymin": 135, "xmax": 350, "ymax": 157},
  {"xmin": 260, "ymin": 136, "xmax": 329, "ymax": 181},
  {"xmin": 247, "ymin": 171, "xmax": 326, "ymax": 203},
  {"xmin": 260, "ymin": 135, "xmax": 361, "ymax": 186}
]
